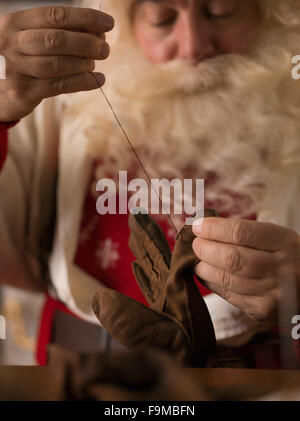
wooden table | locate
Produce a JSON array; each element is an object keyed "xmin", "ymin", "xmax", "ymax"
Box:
[
  {"xmin": 187, "ymin": 368, "xmax": 300, "ymax": 400},
  {"xmin": 0, "ymin": 367, "xmax": 299, "ymax": 401}
]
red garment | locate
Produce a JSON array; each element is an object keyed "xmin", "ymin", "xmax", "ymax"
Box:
[
  {"xmin": 36, "ymin": 169, "xmax": 261, "ymax": 365},
  {"xmin": 1, "ymin": 119, "xmax": 299, "ymax": 368},
  {"xmin": 74, "ymin": 191, "xmax": 211, "ymax": 306},
  {"xmin": 0, "ymin": 121, "xmax": 19, "ymax": 171},
  {"xmin": 73, "ymin": 169, "xmax": 257, "ymax": 305},
  {"xmin": 36, "ymin": 294, "xmax": 74, "ymax": 366}
]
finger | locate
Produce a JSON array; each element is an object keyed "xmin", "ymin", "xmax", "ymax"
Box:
[
  {"xmin": 193, "ymin": 217, "xmax": 296, "ymax": 252},
  {"xmin": 14, "ymin": 29, "xmax": 110, "ymax": 60},
  {"xmin": 29, "ymin": 72, "xmax": 105, "ymax": 99},
  {"xmin": 15, "ymin": 55, "xmax": 95, "ymax": 78},
  {"xmin": 195, "ymin": 261, "xmax": 276, "ymax": 296},
  {"xmin": 11, "ymin": 6, "xmax": 114, "ymax": 33},
  {"xmin": 192, "ymin": 238, "xmax": 277, "ymax": 278},
  {"xmin": 197, "ymin": 279, "xmax": 277, "ymax": 324}
]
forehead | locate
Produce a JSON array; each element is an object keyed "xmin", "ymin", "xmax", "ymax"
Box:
[
  {"xmin": 137, "ymin": 0, "xmax": 193, "ymax": 6},
  {"xmin": 136, "ymin": 0, "xmax": 235, "ymax": 8}
]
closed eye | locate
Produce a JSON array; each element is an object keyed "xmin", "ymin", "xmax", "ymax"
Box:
[
  {"xmin": 205, "ymin": 0, "xmax": 238, "ymax": 20},
  {"xmin": 151, "ymin": 14, "xmax": 177, "ymax": 27},
  {"xmin": 206, "ymin": 10, "xmax": 236, "ymax": 19}
]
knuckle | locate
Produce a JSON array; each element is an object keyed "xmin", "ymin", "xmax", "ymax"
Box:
[
  {"xmin": 286, "ymin": 231, "xmax": 299, "ymax": 252},
  {"xmin": 252, "ymin": 298, "xmax": 276, "ymax": 323},
  {"xmin": 51, "ymin": 56, "xmax": 64, "ymax": 75},
  {"xmin": 0, "ymin": 36, "xmax": 6, "ymax": 53},
  {"xmin": 0, "ymin": 13, "xmax": 14, "ymax": 32},
  {"xmin": 218, "ymin": 269, "xmax": 231, "ymax": 291},
  {"xmin": 2, "ymin": 30, "xmax": 18, "ymax": 53},
  {"xmin": 275, "ymin": 250, "xmax": 289, "ymax": 265},
  {"xmin": 8, "ymin": 80, "xmax": 25, "ymax": 100},
  {"xmin": 83, "ymin": 58, "xmax": 95, "ymax": 73},
  {"xmin": 44, "ymin": 30, "xmax": 63, "ymax": 52},
  {"xmin": 225, "ymin": 247, "xmax": 244, "ymax": 273},
  {"xmin": 81, "ymin": 58, "xmax": 95, "ymax": 73},
  {"xmin": 99, "ymin": 41, "xmax": 110, "ymax": 59},
  {"xmin": 49, "ymin": 76, "xmax": 70, "ymax": 93},
  {"xmin": 232, "ymin": 221, "xmax": 253, "ymax": 245},
  {"xmin": 44, "ymin": 6, "xmax": 69, "ymax": 28},
  {"xmin": 220, "ymin": 285, "xmax": 231, "ymax": 301},
  {"xmin": 33, "ymin": 57, "xmax": 47, "ymax": 77},
  {"xmin": 0, "ymin": 17, "xmax": 10, "ymax": 51},
  {"xmin": 13, "ymin": 31, "xmax": 24, "ymax": 50},
  {"xmin": 192, "ymin": 238, "xmax": 201, "ymax": 259},
  {"xmin": 0, "ymin": 37, "xmax": 9, "ymax": 54},
  {"xmin": 277, "ymin": 255, "xmax": 298, "ymax": 281},
  {"xmin": 13, "ymin": 30, "xmax": 33, "ymax": 52},
  {"xmin": 89, "ymin": 59, "xmax": 96, "ymax": 72}
]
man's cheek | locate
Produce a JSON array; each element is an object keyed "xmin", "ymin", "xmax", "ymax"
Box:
[
  {"xmin": 218, "ymin": 26, "xmax": 255, "ymax": 55},
  {"xmin": 145, "ymin": 37, "xmax": 176, "ymax": 64}
]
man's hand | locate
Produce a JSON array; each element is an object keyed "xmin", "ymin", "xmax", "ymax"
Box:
[
  {"xmin": 192, "ymin": 217, "xmax": 300, "ymax": 326},
  {"xmin": 0, "ymin": 6, "xmax": 114, "ymax": 122}
]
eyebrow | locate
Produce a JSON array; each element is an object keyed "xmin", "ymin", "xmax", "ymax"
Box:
[{"xmin": 137, "ymin": 0, "xmax": 183, "ymax": 4}]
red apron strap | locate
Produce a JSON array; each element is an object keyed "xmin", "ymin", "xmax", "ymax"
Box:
[{"xmin": 36, "ymin": 294, "xmax": 75, "ymax": 366}]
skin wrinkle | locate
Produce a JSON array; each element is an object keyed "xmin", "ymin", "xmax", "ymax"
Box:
[
  {"xmin": 133, "ymin": 0, "xmax": 260, "ymax": 64},
  {"xmin": 76, "ymin": 0, "xmax": 300, "ymax": 325}
]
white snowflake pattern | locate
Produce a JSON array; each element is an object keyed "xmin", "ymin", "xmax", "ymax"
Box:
[{"xmin": 95, "ymin": 238, "xmax": 121, "ymax": 270}]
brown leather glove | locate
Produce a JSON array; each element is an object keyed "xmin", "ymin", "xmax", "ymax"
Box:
[
  {"xmin": 47, "ymin": 345, "xmax": 207, "ymax": 401},
  {"xmin": 92, "ymin": 210, "xmax": 218, "ymax": 368}
]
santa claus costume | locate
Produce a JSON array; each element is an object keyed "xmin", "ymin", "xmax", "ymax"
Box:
[{"xmin": 0, "ymin": 0, "xmax": 300, "ymax": 367}]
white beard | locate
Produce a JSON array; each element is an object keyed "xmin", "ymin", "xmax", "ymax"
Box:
[{"xmin": 60, "ymin": 1, "xmax": 300, "ymax": 219}]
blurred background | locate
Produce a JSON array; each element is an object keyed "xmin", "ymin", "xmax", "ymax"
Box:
[{"xmin": 0, "ymin": 1, "xmax": 72, "ymax": 365}]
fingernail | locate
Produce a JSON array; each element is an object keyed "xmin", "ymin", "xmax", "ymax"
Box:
[
  {"xmin": 103, "ymin": 14, "xmax": 115, "ymax": 31},
  {"xmin": 194, "ymin": 262, "xmax": 201, "ymax": 277},
  {"xmin": 94, "ymin": 72, "xmax": 105, "ymax": 87},
  {"xmin": 100, "ymin": 42, "xmax": 110, "ymax": 58},
  {"xmin": 192, "ymin": 218, "xmax": 203, "ymax": 235}
]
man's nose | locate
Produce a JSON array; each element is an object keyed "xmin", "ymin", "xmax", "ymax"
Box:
[{"xmin": 176, "ymin": 14, "xmax": 217, "ymax": 65}]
